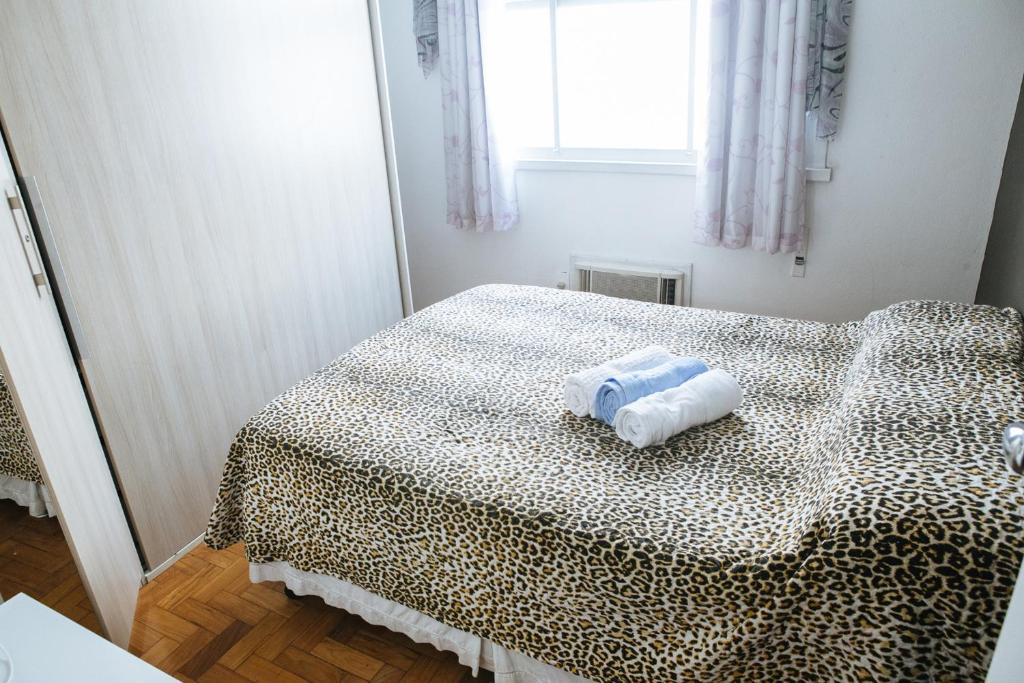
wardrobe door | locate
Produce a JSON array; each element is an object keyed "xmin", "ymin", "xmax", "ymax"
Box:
[
  {"xmin": 0, "ymin": 0, "xmax": 404, "ymax": 569},
  {"xmin": 0, "ymin": 141, "xmax": 141, "ymax": 646}
]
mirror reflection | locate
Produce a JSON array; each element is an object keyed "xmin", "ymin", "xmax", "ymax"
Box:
[{"xmin": 0, "ymin": 369, "xmax": 95, "ymax": 631}]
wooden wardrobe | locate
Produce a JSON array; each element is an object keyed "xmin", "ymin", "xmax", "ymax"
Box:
[{"xmin": 0, "ymin": 0, "xmax": 407, "ymax": 620}]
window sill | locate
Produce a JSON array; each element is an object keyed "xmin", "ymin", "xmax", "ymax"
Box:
[{"xmin": 515, "ymin": 158, "xmax": 832, "ymax": 182}]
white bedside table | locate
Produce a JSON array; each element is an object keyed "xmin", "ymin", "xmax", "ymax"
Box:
[{"xmin": 0, "ymin": 594, "xmax": 173, "ymax": 682}]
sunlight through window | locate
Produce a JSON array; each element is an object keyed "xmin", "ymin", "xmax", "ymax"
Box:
[{"xmin": 503, "ymin": 0, "xmax": 710, "ymax": 159}]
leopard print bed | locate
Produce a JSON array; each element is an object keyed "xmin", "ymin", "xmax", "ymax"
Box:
[
  {"xmin": 0, "ymin": 371, "xmax": 43, "ymax": 484},
  {"xmin": 206, "ymin": 284, "xmax": 1024, "ymax": 682}
]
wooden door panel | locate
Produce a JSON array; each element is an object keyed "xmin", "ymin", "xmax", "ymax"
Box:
[
  {"xmin": 0, "ymin": 140, "xmax": 142, "ymax": 647},
  {"xmin": 0, "ymin": 0, "xmax": 403, "ymax": 567}
]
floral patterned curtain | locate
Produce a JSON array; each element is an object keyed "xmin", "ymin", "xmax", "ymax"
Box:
[
  {"xmin": 436, "ymin": 0, "xmax": 519, "ymax": 232},
  {"xmin": 694, "ymin": 0, "xmax": 811, "ymax": 254}
]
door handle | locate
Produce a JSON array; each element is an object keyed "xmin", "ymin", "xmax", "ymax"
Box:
[
  {"xmin": 5, "ymin": 185, "xmax": 47, "ymax": 296},
  {"xmin": 18, "ymin": 176, "xmax": 89, "ymax": 361},
  {"xmin": 1004, "ymin": 422, "xmax": 1024, "ymax": 476}
]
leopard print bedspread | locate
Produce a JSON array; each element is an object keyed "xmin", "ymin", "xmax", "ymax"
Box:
[
  {"xmin": 206, "ymin": 285, "xmax": 1024, "ymax": 682},
  {"xmin": 0, "ymin": 371, "xmax": 43, "ymax": 483}
]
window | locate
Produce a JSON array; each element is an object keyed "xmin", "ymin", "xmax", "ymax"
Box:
[
  {"xmin": 504, "ymin": 0, "xmax": 710, "ymax": 167},
  {"xmin": 501, "ymin": 0, "xmax": 830, "ymax": 178}
]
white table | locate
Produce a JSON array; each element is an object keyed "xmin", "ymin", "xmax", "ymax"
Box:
[{"xmin": 0, "ymin": 594, "xmax": 173, "ymax": 682}]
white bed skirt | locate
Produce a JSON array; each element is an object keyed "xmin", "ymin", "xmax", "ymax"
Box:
[
  {"xmin": 250, "ymin": 561, "xmax": 594, "ymax": 683},
  {"xmin": 0, "ymin": 474, "xmax": 54, "ymax": 518}
]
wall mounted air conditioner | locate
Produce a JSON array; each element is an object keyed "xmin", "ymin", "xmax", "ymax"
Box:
[{"xmin": 570, "ymin": 255, "xmax": 692, "ymax": 307}]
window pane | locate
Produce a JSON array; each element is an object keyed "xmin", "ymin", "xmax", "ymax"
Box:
[
  {"xmin": 504, "ymin": 2, "xmax": 555, "ymax": 148},
  {"xmin": 692, "ymin": 0, "xmax": 710, "ymax": 151},
  {"xmin": 556, "ymin": 0, "xmax": 690, "ymax": 150}
]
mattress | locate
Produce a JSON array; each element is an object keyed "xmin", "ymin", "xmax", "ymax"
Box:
[
  {"xmin": 0, "ymin": 371, "xmax": 50, "ymax": 516},
  {"xmin": 206, "ymin": 284, "xmax": 1024, "ymax": 682}
]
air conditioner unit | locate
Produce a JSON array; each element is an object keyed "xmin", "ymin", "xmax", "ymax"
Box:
[{"xmin": 571, "ymin": 256, "xmax": 692, "ymax": 307}]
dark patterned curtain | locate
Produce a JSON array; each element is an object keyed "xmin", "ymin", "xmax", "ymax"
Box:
[
  {"xmin": 807, "ymin": 0, "xmax": 854, "ymax": 139},
  {"xmin": 414, "ymin": 0, "xmax": 439, "ymax": 78}
]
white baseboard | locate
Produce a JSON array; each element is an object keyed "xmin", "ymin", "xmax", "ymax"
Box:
[{"xmin": 141, "ymin": 533, "xmax": 206, "ymax": 584}]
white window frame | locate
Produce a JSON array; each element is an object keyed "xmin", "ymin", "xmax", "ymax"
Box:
[{"xmin": 512, "ymin": 0, "xmax": 831, "ymax": 181}]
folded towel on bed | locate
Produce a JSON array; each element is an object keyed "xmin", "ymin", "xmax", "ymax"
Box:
[
  {"xmin": 613, "ymin": 368, "xmax": 743, "ymax": 448},
  {"xmin": 563, "ymin": 346, "xmax": 674, "ymax": 418},
  {"xmin": 594, "ymin": 357, "xmax": 709, "ymax": 425}
]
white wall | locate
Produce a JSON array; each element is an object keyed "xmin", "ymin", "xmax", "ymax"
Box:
[{"xmin": 380, "ymin": 0, "xmax": 1024, "ymax": 323}]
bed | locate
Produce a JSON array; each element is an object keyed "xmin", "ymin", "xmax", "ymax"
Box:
[
  {"xmin": 206, "ymin": 284, "xmax": 1024, "ymax": 682},
  {"xmin": 0, "ymin": 371, "xmax": 53, "ymax": 517}
]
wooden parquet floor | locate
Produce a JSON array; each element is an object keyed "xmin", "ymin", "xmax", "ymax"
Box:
[
  {"xmin": 0, "ymin": 497, "xmax": 101, "ymax": 633},
  {"xmin": 0, "ymin": 499, "xmax": 490, "ymax": 682},
  {"xmin": 133, "ymin": 542, "xmax": 493, "ymax": 682}
]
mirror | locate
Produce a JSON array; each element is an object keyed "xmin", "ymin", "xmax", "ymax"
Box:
[{"xmin": 0, "ymin": 369, "xmax": 97, "ymax": 633}]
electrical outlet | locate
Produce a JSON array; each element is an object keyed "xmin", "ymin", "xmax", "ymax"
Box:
[{"xmin": 791, "ymin": 255, "xmax": 806, "ymax": 278}]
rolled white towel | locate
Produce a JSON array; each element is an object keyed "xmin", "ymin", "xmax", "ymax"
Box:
[
  {"xmin": 613, "ymin": 368, "xmax": 743, "ymax": 448},
  {"xmin": 563, "ymin": 346, "xmax": 674, "ymax": 418}
]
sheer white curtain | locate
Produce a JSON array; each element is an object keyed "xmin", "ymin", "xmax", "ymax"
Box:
[
  {"xmin": 437, "ymin": 0, "xmax": 519, "ymax": 232},
  {"xmin": 694, "ymin": 0, "xmax": 811, "ymax": 254}
]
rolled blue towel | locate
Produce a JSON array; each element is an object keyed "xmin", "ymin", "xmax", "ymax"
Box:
[{"xmin": 594, "ymin": 357, "xmax": 709, "ymax": 425}]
